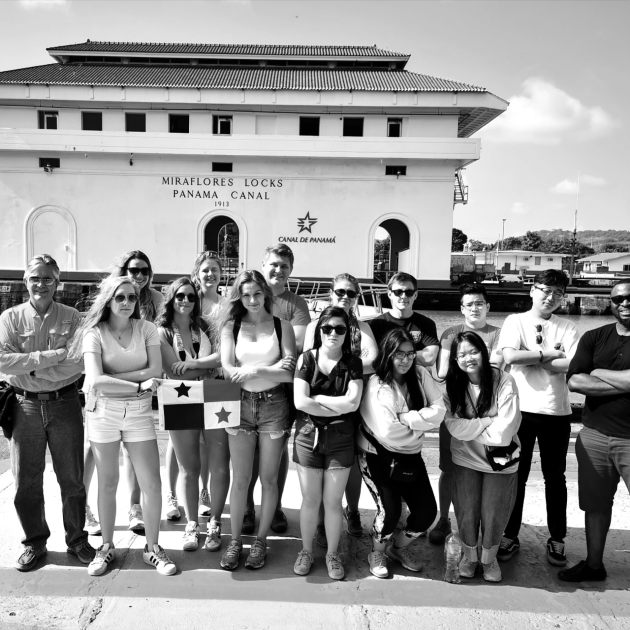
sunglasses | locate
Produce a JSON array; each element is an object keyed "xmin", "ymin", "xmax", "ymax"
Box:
[
  {"xmin": 611, "ymin": 294, "xmax": 630, "ymax": 306},
  {"xmin": 394, "ymin": 350, "xmax": 416, "ymax": 361},
  {"xmin": 390, "ymin": 289, "xmax": 416, "ymax": 298},
  {"xmin": 127, "ymin": 267, "xmax": 149, "ymax": 277},
  {"xmin": 333, "ymin": 288, "xmax": 358, "ymax": 299},
  {"xmin": 175, "ymin": 293, "xmax": 196, "ymax": 303},
  {"xmin": 114, "ymin": 293, "xmax": 138, "ymax": 303},
  {"xmin": 535, "ymin": 324, "xmax": 543, "ymax": 345},
  {"xmin": 321, "ymin": 325, "xmax": 347, "ymax": 336}
]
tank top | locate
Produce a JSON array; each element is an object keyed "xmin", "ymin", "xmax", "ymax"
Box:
[{"xmin": 234, "ymin": 320, "xmax": 281, "ymax": 392}]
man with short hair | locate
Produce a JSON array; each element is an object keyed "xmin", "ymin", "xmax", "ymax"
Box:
[
  {"xmin": 497, "ymin": 269, "xmax": 579, "ymax": 566},
  {"xmin": 559, "ymin": 281, "xmax": 630, "ymax": 582},
  {"xmin": 430, "ymin": 283, "xmax": 502, "ymax": 545},
  {"xmin": 0, "ymin": 255, "xmax": 94, "ymax": 571}
]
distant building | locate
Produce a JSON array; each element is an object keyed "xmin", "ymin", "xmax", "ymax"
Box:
[
  {"xmin": 474, "ymin": 249, "xmax": 565, "ymax": 279},
  {"xmin": 577, "ymin": 252, "xmax": 630, "ymax": 280}
]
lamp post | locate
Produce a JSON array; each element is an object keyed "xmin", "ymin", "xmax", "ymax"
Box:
[{"xmin": 501, "ymin": 218, "xmax": 506, "ymax": 250}]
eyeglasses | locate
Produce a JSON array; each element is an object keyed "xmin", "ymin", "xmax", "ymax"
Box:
[
  {"xmin": 320, "ymin": 325, "xmax": 347, "ymax": 335},
  {"xmin": 462, "ymin": 301, "xmax": 486, "ymax": 310},
  {"xmin": 394, "ymin": 350, "xmax": 416, "ymax": 361},
  {"xmin": 27, "ymin": 276, "xmax": 56, "ymax": 286},
  {"xmin": 333, "ymin": 288, "xmax": 358, "ymax": 299},
  {"xmin": 390, "ymin": 289, "xmax": 416, "ymax": 298},
  {"xmin": 175, "ymin": 293, "xmax": 196, "ymax": 303},
  {"xmin": 535, "ymin": 324, "xmax": 543, "ymax": 345},
  {"xmin": 535, "ymin": 285, "xmax": 564, "ymax": 300},
  {"xmin": 114, "ymin": 293, "xmax": 138, "ymax": 303},
  {"xmin": 611, "ymin": 294, "xmax": 630, "ymax": 306},
  {"xmin": 127, "ymin": 267, "xmax": 149, "ymax": 277}
]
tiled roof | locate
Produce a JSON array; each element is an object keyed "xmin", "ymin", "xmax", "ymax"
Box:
[{"xmin": 0, "ymin": 63, "xmax": 485, "ymax": 92}]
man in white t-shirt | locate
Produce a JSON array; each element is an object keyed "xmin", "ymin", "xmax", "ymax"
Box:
[{"xmin": 497, "ymin": 269, "xmax": 579, "ymax": 567}]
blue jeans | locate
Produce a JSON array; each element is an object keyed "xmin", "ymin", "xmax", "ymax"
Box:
[
  {"xmin": 452, "ymin": 464, "xmax": 517, "ymax": 563},
  {"xmin": 10, "ymin": 389, "xmax": 87, "ymax": 548}
]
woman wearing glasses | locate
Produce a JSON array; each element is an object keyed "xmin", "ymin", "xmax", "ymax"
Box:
[
  {"xmin": 155, "ymin": 278, "xmax": 221, "ymax": 551},
  {"xmin": 292, "ymin": 306, "xmax": 363, "ymax": 580},
  {"xmin": 78, "ymin": 276, "xmax": 176, "ymax": 576},
  {"xmin": 444, "ymin": 331, "xmax": 521, "ymax": 583},
  {"xmin": 358, "ymin": 328, "xmax": 445, "ymax": 579}
]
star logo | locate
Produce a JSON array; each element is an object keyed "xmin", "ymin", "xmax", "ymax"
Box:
[
  {"xmin": 174, "ymin": 382, "xmax": 191, "ymax": 398},
  {"xmin": 215, "ymin": 406, "xmax": 231, "ymax": 424},
  {"xmin": 297, "ymin": 212, "xmax": 318, "ymax": 233}
]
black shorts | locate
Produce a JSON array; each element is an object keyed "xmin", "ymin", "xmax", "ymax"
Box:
[{"xmin": 293, "ymin": 419, "xmax": 355, "ymax": 470}]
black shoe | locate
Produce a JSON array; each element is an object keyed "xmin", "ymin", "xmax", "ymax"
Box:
[
  {"xmin": 270, "ymin": 509, "xmax": 288, "ymax": 534},
  {"xmin": 546, "ymin": 538, "xmax": 567, "ymax": 567},
  {"xmin": 15, "ymin": 545, "xmax": 47, "ymax": 572},
  {"xmin": 67, "ymin": 539, "xmax": 97, "ymax": 564},
  {"xmin": 343, "ymin": 506, "xmax": 363, "ymax": 537},
  {"xmin": 497, "ymin": 536, "xmax": 520, "ymax": 562},
  {"xmin": 242, "ymin": 509, "xmax": 256, "ymax": 536},
  {"xmin": 428, "ymin": 516, "xmax": 451, "ymax": 545},
  {"xmin": 558, "ymin": 560, "xmax": 607, "ymax": 582}
]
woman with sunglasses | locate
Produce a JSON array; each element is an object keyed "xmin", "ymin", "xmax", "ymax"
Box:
[
  {"xmin": 292, "ymin": 306, "xmax": 363, "ymax": 580},
  {"xmin": 155, "ymin": 278, "xmax": 222, "ymax": 551},
  {"xmin": 358, "ymin": 328, "xmax": 445, "ymax": 579},
  {"xmin": 444, "ymin": 331, "xmax": 521, "ymax": 583},
  {"xmin": 219, "ymin": 270, "xmax": 296, "ymax": 571},
  {"xmin": 78, "ymin": 276, "xmax": 176, "ymax": 576}
]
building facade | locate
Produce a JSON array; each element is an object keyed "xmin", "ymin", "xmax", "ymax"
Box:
[{"xmin": 474, "ymin": 249, "xmax": 566, "ymax": 279}]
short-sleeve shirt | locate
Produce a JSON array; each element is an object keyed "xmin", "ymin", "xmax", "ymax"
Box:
[
  {"xmin": 272, "ymin": 289, "xmax": 310, "ymax": 327},
  {"xmin": 369, "ymin": 311, "xmax": 439, "ymax": 350},
  {"xmin": 440, "ymin": 323, "xmax": 501, "ymax": 356},
  {"xmin": 568, "ymin": 323, "xmax": 630, "ymax": 438}
]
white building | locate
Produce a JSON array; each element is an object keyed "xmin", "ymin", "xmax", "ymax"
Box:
[
  {"xmin": 0, "ymin": 41, "xmax": 507, "ymax": 281},
  {"xmin": 474, "ymin": 249, "xmax": 566, "ymax": 279},
  {"xmin": 578, "ymin": 252, "xmax": 630, "ymax": 279}
]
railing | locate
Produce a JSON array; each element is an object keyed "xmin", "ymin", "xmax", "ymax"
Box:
[{"xmin": 454, "ymin": 168, "xmax": 468, "ymax": 205}]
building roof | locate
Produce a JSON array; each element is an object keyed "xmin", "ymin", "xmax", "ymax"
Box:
[
  {"xmin": 490, "ymin": 250, "xmax": 566, "ymax": 257},
  {"xmin": 578, "ymin": 252, "xmax": 630, "ymax": 262}
]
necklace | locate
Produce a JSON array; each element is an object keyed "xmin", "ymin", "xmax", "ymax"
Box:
[{"xmin": 108, "ymin": 321, "xmax": 132, "ymax": 341}]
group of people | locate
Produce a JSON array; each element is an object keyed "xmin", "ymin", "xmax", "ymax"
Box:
[{"xmin": 1, "ymin": 245, "xmax": 629, "ymax": 586}]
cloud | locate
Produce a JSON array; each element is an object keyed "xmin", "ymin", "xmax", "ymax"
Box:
[
  {"xmin": 483, "ymin": 78, "xmax": 615, "ymax": 145},
  {"xmin": 510, "ymin": 202, "xmax": 527, "ymax": 215},
  {"xmin": 552, "ymin": 175, "xmax": 607, "ymax": 195},
  {"xmin": 19, "ymin": 0, "xmax": 67, "ymax": 9}
]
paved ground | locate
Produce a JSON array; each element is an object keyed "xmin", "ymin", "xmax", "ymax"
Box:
[{"xmin": 1, "ymin": 428, "xmax": 629, "ymax": 630}]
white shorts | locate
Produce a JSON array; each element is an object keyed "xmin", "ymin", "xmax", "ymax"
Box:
[{"xmin": 86, "ymin": 396, "xmax": 156, "ymax": 444}]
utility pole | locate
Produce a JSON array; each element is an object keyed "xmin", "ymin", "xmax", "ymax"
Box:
[
  {"xmin": 569, "ymin": 176, "xmax": 579, "ymax": 286},
  {"xmin": 501, "ymin": 218, "xmax": 506, "ymax": 250}
]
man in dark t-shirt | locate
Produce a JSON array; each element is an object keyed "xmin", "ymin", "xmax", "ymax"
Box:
[{"xmin": 559, "ymin": 280, "xmax": 630, "ymax": 583}]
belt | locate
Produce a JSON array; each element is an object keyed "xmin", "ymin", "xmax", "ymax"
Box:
[
  {"xmin": 241, "ymin": 384, "xmax": 285, "ymax": 401},
  {"xmin": 14, "ymin": 383, "xmax": 78, "ymax": 401}
]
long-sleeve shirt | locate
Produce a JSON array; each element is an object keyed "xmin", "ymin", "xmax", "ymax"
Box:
[
  {"xmin": 0, "ymin": 300, "xmax": 83, "ymax": 391},
  {"xmin": 358, "ymin": 366, "xmax": 445, "ymax": 455},
  {"xmin": 444, "ymin": 370, "xmax": 521, "ymax": 473}
]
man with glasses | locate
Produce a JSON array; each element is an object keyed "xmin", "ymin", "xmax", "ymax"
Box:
[
  {"xmin": 497, "ymin": 269, "xmax": 579, "ymax": 566},
  {"xmin": 430, "ymin": 283, "xmax": 503, "ymax": 545},
  {"xmin": 559, "ymin": 281, "xmax": 630, "ymax": 582},
  {"xmin": 0, "ymin": 255, "xmax": 95, "ymax": 571}
]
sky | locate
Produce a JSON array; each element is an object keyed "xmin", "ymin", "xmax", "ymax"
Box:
[{"xmin": 1, "ymin": 0, "xmax": 628, "ymax": 243}]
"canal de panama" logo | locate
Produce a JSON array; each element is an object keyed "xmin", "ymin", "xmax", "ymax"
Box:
[{"xmin": 278, "ymin": 212, "xmax": 335, "ymax": 244}]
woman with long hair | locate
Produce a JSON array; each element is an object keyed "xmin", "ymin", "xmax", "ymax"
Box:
[
  {"xmin": 219, "ymin": 270, "xmax": 296, "ymax": 571},
  {"xmin": 358, "ymin": 328, "xmax": 445, "ymax": 579},
  {"xmin": 293, "ymin": 306, "xmax": 363, "ymax": 580},
  {"xmin": 155, "ymin": 277, "xmax": 223, "ymax": 551},
  {"xmin": 444, "ymin": 331, "xmax": 521, "ymax": 583},
  {"xmin": 79, "ymin": 275, "xmax": 176, "ymax": 576}
]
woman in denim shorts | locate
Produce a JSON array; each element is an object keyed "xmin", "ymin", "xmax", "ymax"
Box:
[
  {"xmin": 219, "ymin": 270, "xmax": 296, "ymax": 571},
  {"xmin": 78, "ymin": 275, "xmax": 176, "ymax": 577},
  {"xmin": 292, "ymin": 306, "xmax": 363, "ymax": 580}
]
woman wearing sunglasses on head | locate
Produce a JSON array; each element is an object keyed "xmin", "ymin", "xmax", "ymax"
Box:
[
  {"xmin": 292, "ymin": 306, "xmax": 363, "ymax": 580},
  {"xmin": 444, "ymin": 331, "xmax": 521, "ymax": 583},
  {"xmin": 77, "ymin": 275, "xmax": 176, "ymax": 577},
  {"xmin": 358, "ymin": 328, "xmax": 445, "ymax": 579},
  {"xmin": 155, "ymin": 278, "xmax": 222, "ymax": 552}
]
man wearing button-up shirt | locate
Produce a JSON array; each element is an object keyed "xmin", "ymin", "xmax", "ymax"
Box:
[{"xmin": 0, "ymin": 254, "xmax": 94, "ymax": 571}]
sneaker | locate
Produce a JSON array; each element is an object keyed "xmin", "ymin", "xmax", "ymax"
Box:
[
  {"xmin": 315, "ymin": 523, "xmax": 328, "ymax": 549},
  {"xmin": 85, "ymin": 505, "xmax": 102, "ymax": 537},
  {"xmin": 220, "ymin": 538, "xmax": 243, "ymax": 571},
  {"xmin": 67, "ymin": 539, "xmax": 96, "ymax": 564},
  {"xmin": 546, "ymin": 538, "xmax": 567, "ymax": 567},
  {"xmin": 270, "ymin": 508, "xmax": 288, "ymax": 534},
  {"xmin": 428, "ymin": 516, "xmax": 451, "ymax": 545},
  {"xmin": 325, "ymin": 552, "xmax": 345, "ymax": 580},
  {"xmin": 88, "ymin": 543, "xmax": 115, "ymax": 576},
  {"xmin": 497, "ymin": 536, "xmax": 520, "ymax": 562},
  {"xmin": 245, "ymin": 538, "xmax": 267, "ymax": 569},
  {"xmin": 482, "ymin": 558, "xmax": 502, "ymax": 582},
  {"xmin": 128, "ymin": 504, "xmax": 145, "ymax": 535},
  {"xmin": 183, "ymin": 521, "xmax": 199, "ymax": 551},
  {"xmin": 387, "ymin": 544, "xmax": 423, "ymax": 572},
  {"xmin": 15, "ymin": 545, "xmax": 47, "ymax": 572},
  {"xmin": 558, "ymin": 560, "xmax": 607, "ymax": 583},
  {"xmin": 368, "ymin": 550, "xmax": 389, "ymax": 579},
  {"xmin": 242, "ymin": 509, "xmax": 256, "ymax": 536},
  {"xmin": 143, "ymin": 544, "xmax": 177, "ymax": 576},
  {"xmin": 459, "ymin": 556, "xmax": 478, "ymax": 579},
  {"xmin": 293, "ymin": 549, "xmax": 314, "ymax": 576},
  {"xmin": 165, "ymin": 493, "xmax": 181, "ymax": 521},
  {"xmin": 343, "ymin": 506, "xmax": 363, "ymax": 537},
  {"xmin": 199, "ymin": 489, "xmax": 211, "ymax": 517},
  {"xmin": 203, "ymin": 518, "xmax": 222, "ymax": 552}
]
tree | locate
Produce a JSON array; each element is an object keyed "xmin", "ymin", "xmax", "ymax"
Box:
[
  {"xmin": 502, "ymin": 236, "xmax": 522, "ymax": 250},
  {"xmin": 468, "ymin": 239, "xmax": 493, "ymax": 251},
  {"xmin": 522, "ymin": 231, "xmax": 543, "ymax": 251},
  {"xmin": 451, "ymin": 228, "xmax": 468, "ymax": 252}
]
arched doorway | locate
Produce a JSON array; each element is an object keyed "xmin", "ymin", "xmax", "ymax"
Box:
[
  {"xmin": 373, "ymin": 219, "xmax": 410, "ymax": 284},
  {"xmin": 203, "ymin": 215, "xmax": 240, "ymax": 278},
  {"xmin": 25, "ymin": 205, "xmax": 77, "ymax": 271}
]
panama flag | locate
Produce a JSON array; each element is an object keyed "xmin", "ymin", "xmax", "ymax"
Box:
[{"xmin": 158, "ymin": 379, "xmax": 241, "ymax": 430}]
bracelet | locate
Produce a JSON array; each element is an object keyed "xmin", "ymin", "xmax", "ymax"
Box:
[{"xmin": 539, "ymin": 351, "xmax": 544, "ymax": 363}]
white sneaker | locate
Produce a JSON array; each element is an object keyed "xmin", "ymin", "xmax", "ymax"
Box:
[
  {"xmin": 199, "ymin": 489, "xmax": 211, "ymax": 517},
  {"xmin": 183, "ymin": 521, "xmax": 199, "ymax": 551},
  {"xmin": 482, "ymin": 558, "xmax": 502, "ymax": 583},
  {"xmin": 143, "ymin": 544, "xmax": 177, "ymax": 576},
  {"xmin": 88, "ymin": 543, "xmax": 114, "ymax": 577},
  {"xmin": 85, "ymin": 505, "xmax": 101, "ymax": 537},
  {"xmin": 203, "ymin": 518, "xmax": 222, "ymax": 552},
  {"xmin": 368, "ymin": 550, "xmax": 389, "ymax": 579},
  {"xmin": 128, "ymin": 504, "xmax": 144, "ymax": 534},
  {"xmin": 165, "ymin": 493, "xmax": 180, "ymax": 521}
]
